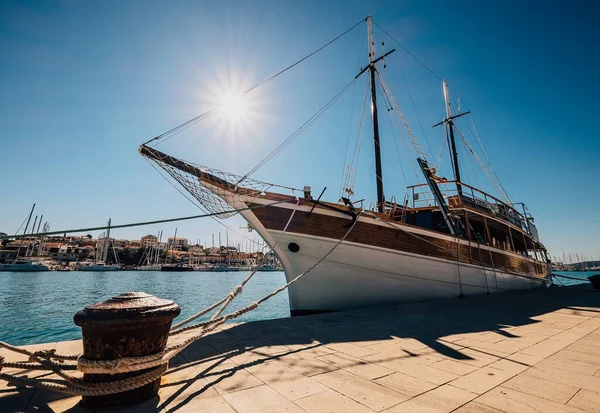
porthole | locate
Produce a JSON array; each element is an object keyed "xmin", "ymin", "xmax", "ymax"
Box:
[{"xmin": 288, "ymin": 242, "xmax": 300, "ymax": 253}]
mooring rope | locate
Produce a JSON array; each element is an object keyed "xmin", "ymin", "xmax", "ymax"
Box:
[
  {"xmin": 170, "ymin": 198, "xmax": 301, "ymax": 330},
  {"xmin": 0, "ymin": 210, "xmax": 362, "ymax": 396}
]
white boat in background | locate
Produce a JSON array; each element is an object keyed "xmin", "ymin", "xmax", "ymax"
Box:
[
  {"xmin": 77, "ymin": 262, "xmax": 118, "ymax": 272},
  {"xmin": 257, "ymin": 264, "xmax": 282, "ymax": 272},
  {"xmin": 77, "ymin": 218, "xmax": 119, "ymax": 271},
  {"xmin": 0, "ymin": 259, "xmax": 50, "ymax": 272}
]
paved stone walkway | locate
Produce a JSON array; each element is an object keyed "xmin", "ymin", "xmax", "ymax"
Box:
[{"xmin": 2, "ymin": 284, "xmax": 600, "ymax": 412}]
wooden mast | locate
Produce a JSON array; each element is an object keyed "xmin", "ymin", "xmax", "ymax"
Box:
[
  {"xmin": 367, "ymin": 16, "xmax": 385, "ymax": 213},
  {"xmin": 443, "ymin": 80, "xmax": 463, "ymax": 198}
]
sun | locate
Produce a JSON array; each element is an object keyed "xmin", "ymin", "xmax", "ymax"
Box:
[
  {"xmin": 218, "ymin": 92, "xmax": 248, "ymax": 122},
  {"xmin": 190, "ymin": 66, "xmax": 273, "ymax": 145}
]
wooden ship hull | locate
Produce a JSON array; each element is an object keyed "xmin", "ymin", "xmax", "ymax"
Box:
[{"xmin": 231, "ymin": 193, "xmax": 547, "ymax": 315}]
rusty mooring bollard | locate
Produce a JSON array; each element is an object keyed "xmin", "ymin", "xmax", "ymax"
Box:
[{"xmin": 74, "ymin": 292, "xmax": 181, "ymax": 406}]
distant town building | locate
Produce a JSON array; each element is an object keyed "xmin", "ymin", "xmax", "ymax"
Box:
[
  {"xmin": 188, "ymin": 245, "xmax": 204, "ymax": 253},
  {"xmin": 168, "ymin": 237, "xmax": 188, "ymax": 250},
  {"xmin": 113, "ymin": 239, "xmax": 128, "ymax": 249},
  {"xmin": 48, "ymin": 244, "xmax": 86, "ymax": 262},
  {"xmin": 141, "ymin": 234, "xmax": 158, "ymax": 248}
]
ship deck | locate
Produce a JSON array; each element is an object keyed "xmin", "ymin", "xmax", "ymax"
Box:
[{"xmin": 2, "ymin": 284, "xmax": 600, "ymax": 412}]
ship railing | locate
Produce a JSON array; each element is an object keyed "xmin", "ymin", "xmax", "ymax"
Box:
[{"xmin": 405, "ymin": 181, "xmax": 536, "ymax": 238}]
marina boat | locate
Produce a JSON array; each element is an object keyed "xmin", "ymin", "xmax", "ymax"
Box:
[
  {"xmin": 161, "ymin": 263, "xmax": 194, "ymax": 272},
  {"xmin": 0, "ymin": 259, "xmax": 50, "ymax": 272},
  {"xmin": 140, "ymin": 16, "xmax": 550, "ymax": 315},
  {"xmin": 77, "ymin": 218, "xmax": 119, "ymax": 271},
  {"xmin": 257, "ymin": 264, "xmax": 282, "ymax": 272},
  {"xmin": 209, "ymin": 265, "xmax": 240, "ymax": 272},
  {"xmin": 78, "ymin": 262, "xmax": 119, "ymax": 271}
]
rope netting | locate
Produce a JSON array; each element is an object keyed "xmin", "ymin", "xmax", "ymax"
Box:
[{"xmin": 141, "ymin": 146, "xmax": 300, "ymax": 219}]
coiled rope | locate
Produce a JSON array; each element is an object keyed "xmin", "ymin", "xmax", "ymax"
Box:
[{"xmin": 0, "ymin": 208, "xmax": 362, "ymax": 396}]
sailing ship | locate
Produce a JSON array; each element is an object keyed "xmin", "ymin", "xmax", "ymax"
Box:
[
  {"xmin": 77, "ymin": 219, "xmax": 118, "ymax": 271},
  {"xmin": 140, "ymin": 16, "xmax": 550, "ymax": 315}
]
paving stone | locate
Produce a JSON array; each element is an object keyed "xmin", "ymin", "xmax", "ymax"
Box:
[
  {"xmin": 487, "ymin": 358, "xmax": 531, "ymax": 374},
  {"xmin": 502, "ymin": 372, "xmax": 579, "ymax": 403},
  {"xmin": 449, "ymin": 347, "xmax": 500, "ymax": 367},
  {"xmin": 245, "ymin": 360, "xmax": 326, "ymax": 401},
  {"xmin": 318, "ymin": 352, "xmax": 393, "ymax": 380},
  {"xmin": 524, "ymin": 364, "xmax": 600, "ymax": 393},
  {"xmin": 554, "ymin": 348, "xmax": 600, "ymax": 366},
  {"xmin": 37, "ymin": 397, "xmax": 90, "ymax": 413},
  {"xmin": 222, "ymin": 385, "xmax": 305, "ymax": 413},
  {"xmin": 313, "ymin": 369, "xmax": 406, "ymax": 411},
  {"xmin": 387, "ymin": 384, "xmax": 476, "ymax": 413},
  {"xmin": 374, "ymin": 372, "xmax": 437, "ymax": 398},
  {"xmin": 450, "ymin": 366, "xmax": 516, "ymax": 394},
  {"xmin": 429, "ymin": 359, "xmax": 479, "ymax": 376},
  {"xmin": 453, "ymin": 401, "xmax": 506, "ymax": 413},
  {"xmin": 323, "ymin": 342, "xmax": 377, "ymax": 358},
  {"xmin": 362, "ymin": 353, "xmax": 458, "ymax": 385},
  {"xmin": 477, "ymin": 386, "xmax": 587, "ymax": 413},
  {"xmin": 540, "ymin": 354, "xmax": 600, "ymax": 375},
  {"xmin": 295, "ymin": 389, "xmax": 375, "ymax": 413},
  {"xmin": 276, "ymin": 352, "xmax": 338, "ymax": 377},
  {"xmin": 567, "ymin": 343, "xmax": 600, "ymax": 356},
  {"xmin": 567, "ymin": 389, "xmax": 600, "ymax": 412},
  {"xmin": 198, "ymin": 357, "xmax": 264, "ymax": 394}
]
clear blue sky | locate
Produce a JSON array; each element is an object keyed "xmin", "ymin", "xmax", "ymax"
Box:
[{"xmin": 1, "ymin": 0, "xmax": 598, "ymax": 259}]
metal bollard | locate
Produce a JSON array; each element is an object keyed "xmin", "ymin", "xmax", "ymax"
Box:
[{"xmin": 74, "ymin": 292, "xmax": 181, "ymax": 406}]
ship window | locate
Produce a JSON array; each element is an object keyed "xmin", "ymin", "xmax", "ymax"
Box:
[{"xmin": 288, "ymin": 242, "xmax": 300, "ymax": 253}]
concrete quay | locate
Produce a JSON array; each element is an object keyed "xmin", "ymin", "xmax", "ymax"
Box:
[{"xmin": 2, "ymin": 284, "xmax": 600, "ymax": 412}]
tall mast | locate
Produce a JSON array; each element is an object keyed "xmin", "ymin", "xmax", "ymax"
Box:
[
  {"xmin": 15, "ymin": 203, "xmax": 36, "ymax": 261},
  {"xmin": 103, "ymin": 218, "xmax": 111, "ymax": 263},
  {"xmin": 443, "ymin": 80, "xmax": 463, "ymax": 198},
  {"xmin": 367, "ymin": 16, "xmax": 385, "ymax": 213}
]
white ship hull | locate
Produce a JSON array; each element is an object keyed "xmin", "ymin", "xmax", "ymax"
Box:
[
  {"xmin": 263, "ymin": 230, "xmax": 544, "ymax": 314},
  {"xmin": 232, "ymin": 198, "xmax": 548, "ymax": 315}
]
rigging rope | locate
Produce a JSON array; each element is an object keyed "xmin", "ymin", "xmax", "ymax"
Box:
[
  {"xmin": 453, "ymin": 125, "xmax": 512, "ymax": 205},
  {"xmin": 236, "ymin": 76, "xmax": 359, "ymax": 185},
  {"xmin": 0, "ymin": 201, "xmax": 290, "ymax": 241},
  {"xmin": 341, "ymin": 76, "xmax": 369, "ymax": 199},
  {"xmin": 144, "ymin": 18, "xmax": 365, "ymax": 147},
  {"xmin": 170, "ymin": 198, "xmax": 300, "ymax": 331},
  {"xmin": 372, "ymin": 20, "xmax": 444, "ymax": 82}
]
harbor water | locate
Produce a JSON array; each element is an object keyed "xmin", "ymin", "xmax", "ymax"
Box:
[
  {"xmin": 0, "ymin": 271, "xmax": 289, "ymax": 346},
  {"xmin": 0, "ymin": 270, "xmax": 594, "ymax": 346}
]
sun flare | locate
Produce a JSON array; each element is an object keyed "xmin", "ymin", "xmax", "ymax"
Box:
[
  {"xmin": 218, "ymin": 92, "xmax": 248, "ymax": 122},
  {"xmin": 192, "ymin": 67, "xmax": 272, "ymax": 144}
]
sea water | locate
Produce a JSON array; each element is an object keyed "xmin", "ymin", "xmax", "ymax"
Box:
[
  {"xmin": 1, "ymin": 270, "xmax": 594, "ymax": 346},
  {"xmin": 551, "ymin": 270, "xmax": 597, "ymax": 286},
  {"xmin": 0, "ymin": 271, "xmax": 289, "ymax": 346}
]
